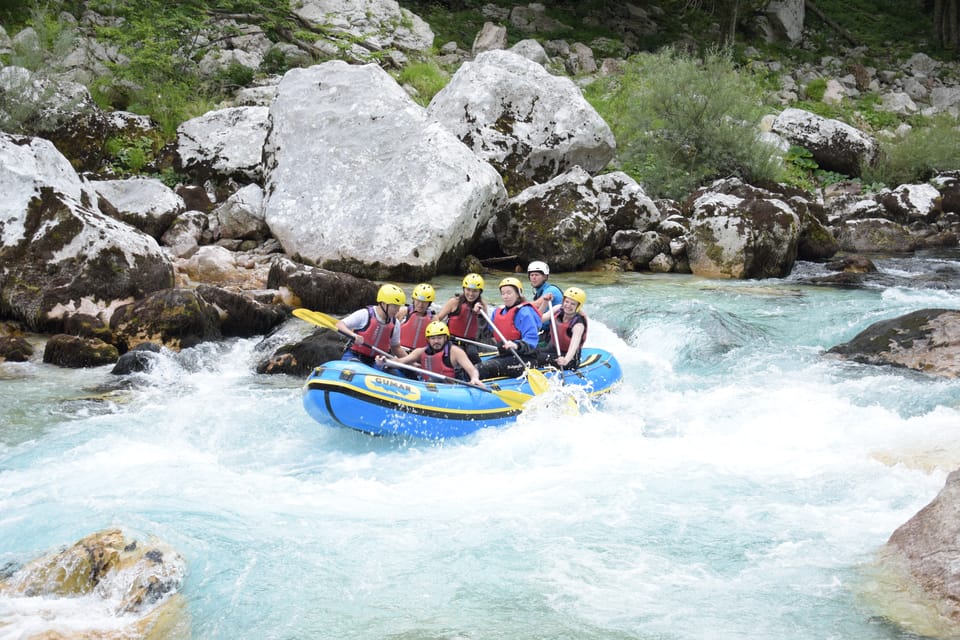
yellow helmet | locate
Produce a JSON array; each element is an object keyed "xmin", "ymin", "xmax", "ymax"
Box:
[
  {"xmin": 411, "ymin": 283, "xmax": 435, "ymax": 302},
  {"xmin": 424, "ymin": 320, "xmax": 450, "ymax": 338},
  {"xmin": 462, "ymin": 273, "xmax": 485, "ymax": 291},
  {"xmin": 376, "ymin": 283, "xmax": 406, "ymax": 306},
  {"xmin": 563, "ymin": 286, "xmax": 586, "ymax": 311},
  {"xmin": 499, "ymin": 276, "xmax": 524, "ymax": 295}
]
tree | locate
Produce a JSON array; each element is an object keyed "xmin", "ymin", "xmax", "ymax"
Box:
[{"xmin": 933, "ymin": 0, "xmax": 960, "ymax": 53}]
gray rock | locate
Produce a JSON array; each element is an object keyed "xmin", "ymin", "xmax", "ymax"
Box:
[
  {"xmin": 262, "ymin": 62, "xmax": 505, "ymax": 280},
  {"xmin": 828, "ymin": 308, "xmax": 960, "ymax": 378},
  {"xmin": 176, "ymin": 106, "xmax": 269, "ymax": 181},
  {"xmin": 428, "ymin": 49, "xmax": 615, "ymax": 194},
  {"xmin": 771, "ymin": 107, "xmax": 877, "ymax": 177}
]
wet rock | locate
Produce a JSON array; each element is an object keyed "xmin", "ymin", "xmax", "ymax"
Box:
[
  {"xmin": 827, "ymin": 308, "xmax": 960, "ymax": 378},
  {"xmin": 111, "ymin": 342, "xmax": 162, "ymax": 375},
  {"xmin": 0, "ymin": 335, "xmax": 34, "ymax": 362},
  {"xmin": 494, "ymin": 166, "xmax": 607, "ymax": 271},
  {"xmin": 257, "ymin": 331, "xmax": 347, "ymax": 376},
  {"xmin": 196, "ymin": 284, "xmax": 289, "ymax": 337},
  {"xmin": 0, "ymin": 134, "xmax": 174, "ymax": 334},
  {"xmin": 42, "ymin": 334, "xmax": 119, "ymax": 368},
  {"xmin": 0, "ymin": 528, "xmax": 188, "ymax": 639},
  {"xmin": 863, "ymin": 469, "xmax": 960, "ymax": 639},
  {"xmin": 110, "ymin": 288, "xmax": 222, "ymax": 352},
  {"xmin": 683, "ymin": 178, "xmax": 800, "ymax": 279},
  {"xmin": 266, "ymin": 256, "xmax": 378, "ymax": 314},
  {"xmin": 825, "ymin": 255, "xmax": 877, "ymax": 273}
]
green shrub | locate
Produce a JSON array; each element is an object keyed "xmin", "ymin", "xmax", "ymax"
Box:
[
  {"xmin": 861, "ymin": 114, "xmax": 960, "ymax": 186},
  {"xmin": 396, "ymin": 60, "xmax": 449, "ymax": 106},
  {"xmin": 104, "ymin": 134, "xmax": 160, "ymax": 174},
  {"xmin": 216, "ymin": 62, "xmax": 255, "ymax": 93},
  {"xmin": 803, "ymin": 78, "xmax": 827, "ymax": 101},
  {"xmin": 583, "ymin": 47, "xmax": 782, "ymax": 200}
]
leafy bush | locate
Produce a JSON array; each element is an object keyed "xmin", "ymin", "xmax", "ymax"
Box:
[
  {"xmin": 861, "ymin": 114, "xmax": 960, "ymax": 186},
  {"xmin": 583, "ymin": 47, "xmax": 782, "ymax": 200},
  {"xmin": 803, "ymin": 78, "xmax": 827, "ymax": 101},
  {"xmin": 395, "ymin": 60, "xmax": 449, "ymax": 106}
]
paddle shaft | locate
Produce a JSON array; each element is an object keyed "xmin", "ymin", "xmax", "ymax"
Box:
[
  {"xmin": 335, "ymin": 327, "xmax": 473, "ymax": 387},
  {"xmin": 548, "ymin": 300, "xmax": 562, "ymax": 358},
  {"xmin": 478, "ymin": 307, "xmax": 553, "ymax": 395},
  {"xmin": 450, "ymin": 334, "xmax": 494, "ymax": 349},
  {"xmin": 479, "ymin": 309, "xmax": 531, "ymax": 369}
]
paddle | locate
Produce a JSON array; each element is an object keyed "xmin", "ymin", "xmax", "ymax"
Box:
[
  {"xmin": 292, "ymin": 308, "xmax": 532, "ymax": 410},
  {"xmin": 449, "ymin": 334, "xmax": 495, "ymax": 350},
  {"xmin": 548, "ymin": 299, "xmax": 563, "ymax": 360},
  {"xmin": 544, "ymin": 300, "xmax": 579, "ymax": 415},
  {"xmin": 478, "ymin": 309, "xmax": 550, "ymax": 395}
]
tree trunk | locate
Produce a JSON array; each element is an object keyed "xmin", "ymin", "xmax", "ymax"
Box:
[{"xmin": 934, "ymin": 0, "xmax": 960, "ymax": 53}]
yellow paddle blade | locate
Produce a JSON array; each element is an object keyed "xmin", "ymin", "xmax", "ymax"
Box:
[
  {"xmin": 292, "ymin": 308, "xmax": 339, "ymax": 331},
  {"xmin": 527, "ymin": 368, "xmax": 550, "ymax": 395},
  {"xmin": 493, "ymin": 388, "xmax": 533, "ymax": 410}
]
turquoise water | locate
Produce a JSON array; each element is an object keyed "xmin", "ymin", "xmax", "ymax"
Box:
[{"xmin": 2, "ymin": 257, "xmax": 959, "ymax": 639}]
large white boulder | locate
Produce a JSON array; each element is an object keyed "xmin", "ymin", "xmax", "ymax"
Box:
[
  {"xmin": 0, "ymin": 133, "xmax": 173, "ymax": 332},
  {"xmin": 771, "ymin": 107, "xmax": 877, "ymax": 177},
  {"xmin": 176, "ymin": 106, "xmax": 270, "ymax": 181},
  {"xmin": 428, "ymin": 48, "xmax": 615, "ymax": 194},
  {"xmin": 262, "ymin": 62, "xmax": 506, "ymax": 280},
  {"xmin": 292, "ymin": 0, "xmax": 433, "ymax": 52}
]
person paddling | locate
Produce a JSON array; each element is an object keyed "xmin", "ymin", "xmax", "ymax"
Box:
[
  {"xmin": 376, "ymin": 321, "xmax": 485, "ymax": 388},
  {"xmin": 336, "ymin": 284, "xmax": 407, "ymax": 368},
  {"xmin": 397, "ymin": 282, "xmax": 436, "ymax": 350},
  {"xmin": 526, "ymin": 260, "xmax": 564, "ymax": 314},
  {"xmin": 538, "ymin": 287, "xmax": 588, "ymax": 369},
  {"xmin": 474, "ymin": 277, "xmax": 542, "ymax": 380},
  {"xmin": 435, "ymin": 273, "xmax": 490, "ymax": 363}
]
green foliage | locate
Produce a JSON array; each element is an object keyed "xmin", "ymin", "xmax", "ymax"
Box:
[
  {"xmin": 215, "ymin": 62, "xmax": 256, "ymax": 93},
  {"xmin": 583, "ymin": 47, "xmax": 782, "ymax": 200},
  {"xmin": 861, "ymin": 115, "xmax": 960, "ymax": 186},
  {"xmin": 794, "ymin": 94, "xmax": 905, "ymax": 135},
  {"xmin": 806, "ymin": 0, "xmax": 935, "ymax": 57},
  {"xmin": 803, "ymin": 78, "xmax": 827, "ymax": 102},
  {"xmin": 261, "ymin": 46, "xmax": 293, "ymax": 75},
  {"xmin": 781, "ymin": 145, "xmax": 851, "ymax": 191},
  {"xmin": 395, "ymin": 60, "xmax": 449, "ymax": 105},
  {"xmin": 6, "ymin": 4, "xmax": 79, "ymax": 72},
  {"xmin": 103, "ymin": 134, "xmax": 159, "ymax": 174}
]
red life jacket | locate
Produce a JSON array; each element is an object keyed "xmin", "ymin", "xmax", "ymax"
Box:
[
  {"xmin": 421, "ymin": 342, "xmax": 455, "ymax": 379},
  {"xmin": 350, "ymin": 306, "xmax": 395, "ymax": 358},
  {"xmin": 492, "ymin": 302, "xmax": 533, "ymax": 342},
  {"xmin": 551, "ymin": 309, "xmax": 587, "ymax": 355},
  {"xmin": 400, "ymin": 307, "xmax": 433, "ymax": 350},
  {"xmin": 446, "ymin": 298, "xmax": 480, "ymax": 340}
]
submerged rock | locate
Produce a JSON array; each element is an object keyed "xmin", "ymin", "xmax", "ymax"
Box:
[{"xmin": 0, "ymin": 528, "xmax": 189, "ymax": 639}]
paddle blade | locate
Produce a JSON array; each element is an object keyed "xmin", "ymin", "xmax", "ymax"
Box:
[
  {"xmin": 292, "ymin": 308, "xmax": 339, "ymax": 331},
  {"xmin": 527, "ymin": 368, "xmax": 550, "ymax": 395},
  {"xmin": 493, "ymin": 388, "xmax": 533, "ymax": 410}
]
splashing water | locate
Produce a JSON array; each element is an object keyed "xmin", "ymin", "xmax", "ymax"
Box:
[{"xmin": 2, "ymin": 256, "xmax": 960, "ymax": 639}]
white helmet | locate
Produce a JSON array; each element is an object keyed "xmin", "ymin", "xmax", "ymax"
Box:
[{"xmin": 526, "ymin": 260, "xmax": 549, "ymax": 275}]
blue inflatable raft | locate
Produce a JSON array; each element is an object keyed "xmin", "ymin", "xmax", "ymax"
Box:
[{"xmin": 302, "ymin": 347, "xmax": 623, "ymax": 439}]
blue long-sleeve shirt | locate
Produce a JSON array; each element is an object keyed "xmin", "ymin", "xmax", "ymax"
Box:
[
  {"xmin": 534, "ymin": 282, "xmax": 564, "ymax": 308},
  {"xmin": 534, "ymin": 282, "xmax": 565, "ymax": 331},
  {"xmin": 488, "ymin": 304, "xmax": 541, "ymax": 350}
]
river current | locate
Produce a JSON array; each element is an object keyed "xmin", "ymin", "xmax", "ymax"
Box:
[{"xmin": 2, "ymin": 252, "xmax": 959, "ymax": 639}]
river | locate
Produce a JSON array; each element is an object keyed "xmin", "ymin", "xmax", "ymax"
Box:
[{"xmin": 2, "ymin": 252, "xmax": 959, "ymax": 639}]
